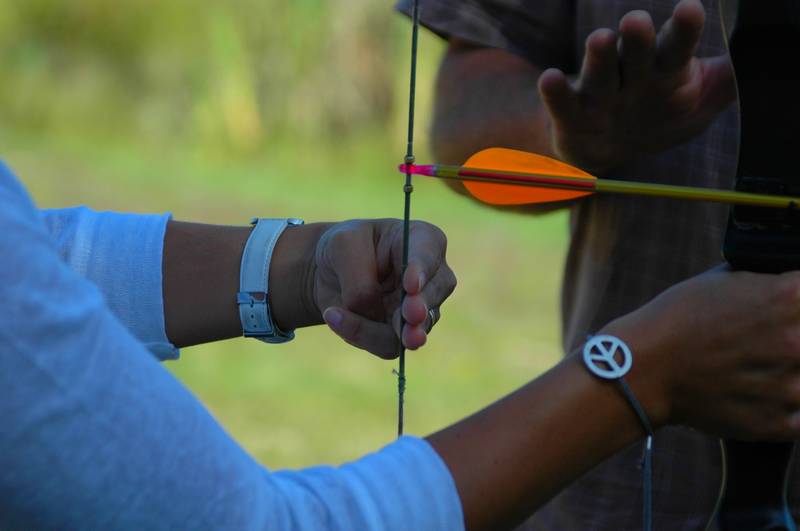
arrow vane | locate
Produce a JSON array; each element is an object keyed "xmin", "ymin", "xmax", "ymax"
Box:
[{"xmin": 400, "ymin": 147, "xmax": 800, "ymax": 209}]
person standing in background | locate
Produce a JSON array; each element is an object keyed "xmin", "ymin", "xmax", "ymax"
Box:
[{"xmin": 395, "ymin": 0, "xmax": 770, "ymax": 528}]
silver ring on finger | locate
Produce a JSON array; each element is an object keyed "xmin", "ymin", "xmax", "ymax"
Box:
[{"xmin": 426, "ymin": 307, "xmax": 441, "ymax": 333}]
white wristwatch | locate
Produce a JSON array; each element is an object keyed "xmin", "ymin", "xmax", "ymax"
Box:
[{"xmin": 237, "ymin": 217, "xmax": 304, "ymax": 343}]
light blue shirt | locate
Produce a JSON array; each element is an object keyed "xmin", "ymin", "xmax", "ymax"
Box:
[{"xmin": 0, "ymin": 162, "xmax": 464, "ymax": 530}]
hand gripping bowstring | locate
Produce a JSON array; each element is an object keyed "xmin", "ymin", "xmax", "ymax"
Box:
[{"xmin": 397, "ymin": 0, "xmax": 421, "ymax": 437}]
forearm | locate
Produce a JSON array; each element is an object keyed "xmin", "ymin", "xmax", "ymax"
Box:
[
  {"xmin": 427, "ymin": 328, "xmax": 662, "ymax": 531},
  {"xmin": 432, "ymin": 42, "xmax": 572, "ymax": 213},
  {"xmin": 432, "ymin": 41, "xmax": 555, "ymax": 166},
  {"xmin": 2, "ymin": 214, "xmax": 462, "ymax": 529},
  {"xmin": 162, "ymin": 220, "xmax": 333, "ymax": 348}
]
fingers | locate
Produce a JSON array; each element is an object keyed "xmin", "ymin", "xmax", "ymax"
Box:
[
  {"xmin": 708, "ymin": 399, "xmax": 798, "ymax": 441},
  {"xmin": 618, "ymin": 10, "xmax": 657, "ymax": 89},
  {"xmin": 664, "ymin": 269, "xmax": 800, "ymax": 439},
  {"xmin": 725, "ymin": 391, "xmax": 800, "ymax": 441},
  {"xmin": 403, "ymin": 222, "xmax": 449, "ymax": 295},
  {"xmin": 397, "ymin": 221, "xmax": 455, "ymax": 349},
  {"xmin": 322, "ymin": 300, "xmax": 438, "ymax": 357},
  {"xmin": 406, "ymin": 266, "xmax": 455, "ymax": 324},
  {"xmin": 319, "ymin": 219, "xmax": 456, "ymax": 356},
  {"xmin": 577, "ymin": 28, "xmax": 620, "ymax": 98},
  {"xmin": 539, "ymin": 68, "xmax": 579, "ymax": 124},
  {"xmin": 401, "ymin": 291, "xmax": 429, "ymax": 326},
  {"xmin": 395, "ymin": 304, "xmax": 439, "ymax": 351},
  {"xmin": 402, "ymin": 235, "xmax": 456, "ymax": 315},
  {"xmin": 323, "ymin": 307, "xmax": 399, "ymax": 359},
  {"xmin": 397, "ymin": 263, "xmax": 457, "ymax": 350},
  {"xmin": 401, "ymin": 317, "xmax": 429, "ymax": 351},
  {"xmin": 675, "ymin": 367, "xmax": 800, "ymax": 440},
  {"xmin": 655, "ymin": 0, "xmax": 706, "ymax": 74},
  {"xmin": 692, "ymin": 55, "xmax": 736, "ymax": 118},
  {"xmin": 576, "ymin": 2, "xmax": 704, "ymax": 93},
  {"xmin": 403, "ymin": 260, "xmax": 456, "ymax": 319}
]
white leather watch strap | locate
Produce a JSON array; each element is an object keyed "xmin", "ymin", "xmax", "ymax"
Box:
[{"xmin": 237, "ymin": 217, "xmax": 303, "ymax": 343}]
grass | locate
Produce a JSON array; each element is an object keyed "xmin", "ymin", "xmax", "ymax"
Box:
[
  {"xmin": 7, "ymin": 130, "xmax": 569, "ymax": 468},
  {"xmin": 1, "ymin": 2, "xmax": 570, "ymax": 469}
]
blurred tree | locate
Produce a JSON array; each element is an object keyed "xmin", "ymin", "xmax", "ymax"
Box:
[{"xmin": 0, "ymin": 0, "xmax": 401, "ymax": 152}]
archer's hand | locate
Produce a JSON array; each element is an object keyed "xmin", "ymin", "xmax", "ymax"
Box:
[
  {"xmin": 312, "ymin": 219, "xmax": 456, "ymax": 359},
  {"xmin": 539, "ymin": 0, "xmax": 735, "ymax": 173},
  {"xmin": 604, "ymin": 268, "xmax": 800, "ymax": 441}
]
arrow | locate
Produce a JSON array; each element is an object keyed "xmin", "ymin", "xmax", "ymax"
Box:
[{"xmin": 399, "ymin": 147, "xmax": 800, "ymax": 209}]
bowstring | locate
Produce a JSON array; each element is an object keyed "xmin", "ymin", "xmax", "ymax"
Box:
[{"xmin": 398, "ymin": 0, "xmax": 421, "ymax": 438}]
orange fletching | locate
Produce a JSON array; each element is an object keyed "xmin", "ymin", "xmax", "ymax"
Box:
[{"xmin": 463, "ymin": 148, "xmax": 596, "ymax": 205}]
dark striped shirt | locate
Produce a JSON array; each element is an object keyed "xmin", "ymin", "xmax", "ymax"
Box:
[{"xmin": 394, "ymin": 1, "xmax": 796, "ymax": 529}]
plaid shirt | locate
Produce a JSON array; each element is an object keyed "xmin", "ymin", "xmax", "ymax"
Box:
[{"xmin": 395, "ymin": 0, "xmax": 800, "ymax": 529}]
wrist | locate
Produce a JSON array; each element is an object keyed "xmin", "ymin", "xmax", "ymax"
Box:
[
  {"xmin": 268, "ymin": 222, "xmax": 334, "ymax": 331},
  {"xmin": 597, "ymin": 317, "xmax": 673, "ymax": 430}
]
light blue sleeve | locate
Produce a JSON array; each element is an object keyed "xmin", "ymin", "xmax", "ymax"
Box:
[
  {"xmin": 41, "ymin": 206, "xmax": 178, "ymax": 360},
  {"xmin": 0, "ymin": 163, "xmax": 464, "ymax": 531}
]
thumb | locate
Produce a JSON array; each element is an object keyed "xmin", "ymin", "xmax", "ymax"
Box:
[
  {"xmin": 323, "ymin": 307, "xmax": 399, "ymax": 359},
  {"xmin": 696, "ymin": 55, "xmax": 736, "ymax": 116}
]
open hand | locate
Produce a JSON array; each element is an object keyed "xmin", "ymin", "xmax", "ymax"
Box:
[{"xmin": 539, "ymin": 0, "xmax": 735, "ymax": 173}]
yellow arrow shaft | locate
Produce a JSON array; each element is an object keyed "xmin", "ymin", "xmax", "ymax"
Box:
[
  {"xmin": 422, "ymin": 164, "xmax": 800, "ymax": 209},
  {"xmin": 597, "ymin": 179, "xmax": 799, "ymax": 209}
]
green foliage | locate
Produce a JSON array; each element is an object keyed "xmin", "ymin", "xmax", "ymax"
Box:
[
  {"xmin": 3, "ymin": 0, "xmax": 569, "ymax": 468},
  {"xmin": 0, "ymin": 0, "xmax": 406, "ymax": 152},
  {"xmin": 11, "ymin": 132, "xmax": 568, "ymax": 467}
]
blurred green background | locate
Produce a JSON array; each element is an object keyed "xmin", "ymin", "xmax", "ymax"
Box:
[{"xmin": 3, "ymin": 0, "xmax": 568, "ymax": 467}]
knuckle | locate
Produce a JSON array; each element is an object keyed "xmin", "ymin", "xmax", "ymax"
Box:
[
  {"xmin": 436, "ymin": 226, "xmax": 448, "ymax": 250},
  {"xmin": 327, "ymin": 227, "xmax": 350, "ymax": 248},
  {"xmin": 417, "ymin": 220, "xmax": 448, "ymax": 245},
  {"xmin": 444, "ymin": 267, "xmax": 458, "ymax": 295}
]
